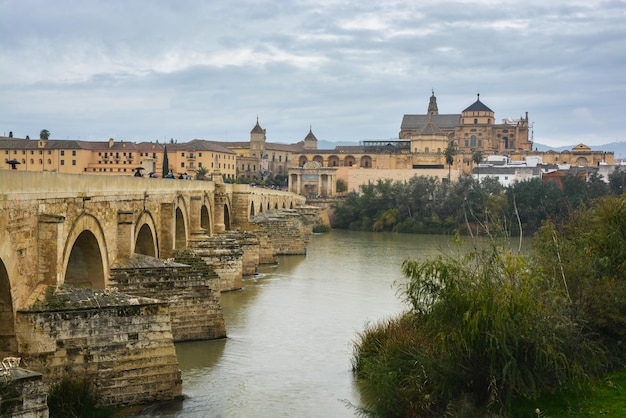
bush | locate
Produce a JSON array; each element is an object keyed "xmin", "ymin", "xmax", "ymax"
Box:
[
  {"xmin": 47, "ymin": 378, "xmax": 113, "ymax": 418},
  {"xmin": 353, "ymin": 245, "xmax": 603, "ymax": 416}
]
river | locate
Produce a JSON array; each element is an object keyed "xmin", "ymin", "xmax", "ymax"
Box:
[{"xmin": 133, "ymin": 230, "xmax": 508, "ymax": 418}]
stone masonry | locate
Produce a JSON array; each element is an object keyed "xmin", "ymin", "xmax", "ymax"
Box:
[
  {"xmin": 108, "ymin": 254, "xmax": 226, "ymax": 342},
  {"xmin": 15, "ymin": 286, "xmax": 182, "ymax": 407}
]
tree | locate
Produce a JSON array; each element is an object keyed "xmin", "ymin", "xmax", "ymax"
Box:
[
  {"xmin": 443, "ymin": 143, "xmax": 456, "ymax": 182},
  {"xmin": 533, "ymin": 195, "xmax": 626, "ymax": 364},
  {"xmin": 40, "ymin": 129, "xmax": 50, "ymax": 140},
  {"xmin": 162, "ymin": 145, "xmax": 169, "ymax": 177},
  {"xmin": 336, "ymin": 178, "xmax": 348, "ymax": 194},
  {"xmin": 609, "ymin": 167, "xmax": 626, "ymax": 196},
  {"xmin": 195, "ymin": 166, "xmax": 209, "ymax": 180},
  {"xmin": 472, "ymin": 150, "xmax": 483, "ymax": 182}
]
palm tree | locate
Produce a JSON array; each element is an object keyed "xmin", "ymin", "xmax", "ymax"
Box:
[
  {"xmin": 443, "ymin": 144, "xmax": 456, "ymax": 182},
  {"xmin": 40, "ymin": 129, "xmax": 50, "ymax": 140},
  {"xmin": 195, "ymin": 166, "xmax": 209, "ymax": 180}
]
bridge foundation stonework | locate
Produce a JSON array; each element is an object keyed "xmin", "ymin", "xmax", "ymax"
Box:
[
  {"xmin": 0, "ymin": 170, "xmax": 307, "ymax": 410},
  {"xmin": 16, "ymin": 287, "xmax": 182, "ymax": 407}
]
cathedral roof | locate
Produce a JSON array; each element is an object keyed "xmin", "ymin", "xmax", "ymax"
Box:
[
  {"xmin": 463, "ymin": 94, "xmax": 493, "ymax": 113},
  {"xmin": 401, "ymin": 114, "xmax": 460, "ymax": 130},
  {"xmin": 418, "ymin": 116, "xmax": 446, "ymax": 136}
]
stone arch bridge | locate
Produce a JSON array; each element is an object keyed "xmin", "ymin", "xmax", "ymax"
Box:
[{"xmin": 0, "ymin": 170, "xmax": 306, "ymax": 407}]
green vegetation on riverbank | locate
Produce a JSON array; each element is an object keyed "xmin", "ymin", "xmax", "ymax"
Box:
[
  {"xmin": 352, "ymin": 194, "xmax": 626, "ymax": 417},
  {"xmin": 332, "ymin": 170, "xmax": 626, "ymax": 235}
]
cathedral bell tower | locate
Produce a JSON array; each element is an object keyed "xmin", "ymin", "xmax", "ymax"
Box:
[
  {"xmin": 428, "ymin": 90, "xmax": 439, "ymax": 115},
  {"xmin": 250, "ymin": 117, "xmax": 266, "ymax": 158}
]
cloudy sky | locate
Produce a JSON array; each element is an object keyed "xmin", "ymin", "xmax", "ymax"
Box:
[{"xmin": 1, "ymin": 0, "xmax": 624, "ymax": 147}]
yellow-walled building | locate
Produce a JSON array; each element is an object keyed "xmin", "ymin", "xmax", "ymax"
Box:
[{"xmin": 0, "ymin": 136, "xmax": 236, "ymax": 179}]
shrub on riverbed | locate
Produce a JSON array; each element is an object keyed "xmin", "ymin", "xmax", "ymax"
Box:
[
  {"xmin": 47, "ymin": 378, "xmax": 114, "ymax": 418},
  {"xmin": 353, "ymin": 246, "xmax": 604, "ymax": 417}
]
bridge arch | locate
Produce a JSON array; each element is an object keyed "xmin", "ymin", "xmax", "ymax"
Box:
[
  {"xmin": 250, "ymin": 203, "xmax": 255, "ymax": 217},
  {"xmin": 223, "ymin": 203, "xmax": 231, "ymax": 230},
  {"xmin": 62, "ymin": 214, "xmax": 108, "ymax": 290},
  {"xmin": 135, "ymin": 211, "xmax": 158, "ymax": 257},
  {"xmin": 0, "ymin": 257, "xmax": 17, "ymax": 356},
  {"xmin": 201, "ymin": 204, "xmax": 212, "ymax": 235},
  {"xmin": 175, "ymin": 196, "xmax": 189, "ymax": 249}
]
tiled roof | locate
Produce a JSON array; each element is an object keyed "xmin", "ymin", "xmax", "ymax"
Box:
[
  {"xmin": 463, "ymin": 95, "xmax": 493, "ymax": 113},
  {"xmin": 265, "ymin": 142, "xmax": 304, "ymax": 152},
  {"xmin": 401, "ymin": 114, "xmax": 460, "ymax": 130},
  {"xmin": 250, "ymin": 119, "xmax": 265, "ymax": 134},
  {"xmin": 333, "ymin": 145, "xmax": 365, "ymax": 153},
  {"xmin": 171, "ymin": 139, "xmax": 236, "ymax": 154},
  {"xmin": 418, "ymin": 117, "xmax": 446, "ymax": 136},
  {"xmin": 303, "ymin": 129, "xmax": 318, "ymax": 142}
]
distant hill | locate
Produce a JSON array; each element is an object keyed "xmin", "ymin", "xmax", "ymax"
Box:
[{"xmin": 534, "ymin": 142, "xmax": 626, "ymax": 158}]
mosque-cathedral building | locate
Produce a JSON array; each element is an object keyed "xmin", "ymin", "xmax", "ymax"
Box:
[{"xmin": 1, "ymin": 92, "xmax": 615, "ymax": 196}]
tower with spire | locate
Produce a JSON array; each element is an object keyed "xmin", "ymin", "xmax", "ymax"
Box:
[
  {"xmin": 250, "ymin": 117, "xmax": 266, "ymax": 157},
  {"xmin": 303, "ymin": 126, "xmax": 318, "ymax": 150},
  {"xmin": 427, "ymin": 90, "xmax": 439, "ymax": 115}
]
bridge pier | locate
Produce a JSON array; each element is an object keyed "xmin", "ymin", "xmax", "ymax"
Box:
[{"xmin": 159, "ymin": 202, "xmax": 176, "ymax": 259}]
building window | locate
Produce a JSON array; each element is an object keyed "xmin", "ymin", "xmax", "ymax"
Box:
[
  {"xmin": 181, "ymin": 152, "xmax": 185, "ymax": 157},
  {"xmin": 474, "ymin": 119, "xmax": 478, "ymax": 124},
  {"xmin": 60, "ymin": 150, "xmax": 65, "ymax": 156},
  {"xmin": 464, "ymin": 140, "xmax": 469, "ymax": 147},
  {"xmin": 30, "ymin": 158, "xmax": 34, "ymax": 164},
  {"xmin": 47, "ymin": 159, "xmax": 52, "ymax": 164},
  {"xmin": 199, "ymin": 152, "xmax": 202, "ymax": 157},
  {"xmin": 471, "ymin": 135, "xmax": 477, "ymax": 147},
  {"xmin": 72, "ymin": 160, "xmax": 76, "ymax": 165},
  {"xmin": 181, "ymin": 162, "xmax": 185, "ymax": 168},
  {"xmin": 425, "ymin": 147, "xmax": 429, "ymax": 154},
  {"xmin": 478, "ymin": 140, "xmax": 482, "ymax": 147},
  {"xmin": 60, "ymin": 160, "xmax": 65, "ymax": 165},
  {"xmin": 72, "ymin": 150, "xmax": 76, "ymax": 156},
  {"xmin": 199, "ymin": 162, "xmax": 203, "ymax": 168}
]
